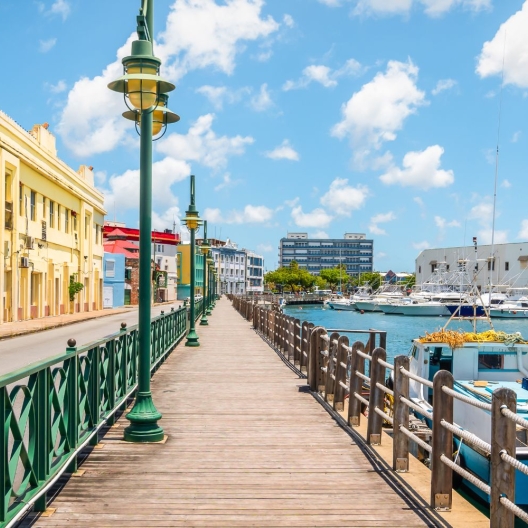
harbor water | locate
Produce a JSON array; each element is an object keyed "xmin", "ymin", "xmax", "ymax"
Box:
[{"xmin": 282, "ymin": 304, "xmax": 528, "ymax": 362}]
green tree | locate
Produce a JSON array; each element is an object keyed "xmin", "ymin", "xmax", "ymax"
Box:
[
  {"xmin": 357, "ymin": 272, "xmax": 382, "ymax": 291},
  {"xmin": 68, "ymin": 274, "xmax": 84, "ymax": 301},
  {"xmin": 319, "ymin": 264, "xmax": 350, "ymax": 292},
  {"xmin": 401, "ymin": 273, "xmax": 416, "ymax": 288},
  {"xmin": 264, "ymin": 261, "xmax": 316, "ymax": 293}
]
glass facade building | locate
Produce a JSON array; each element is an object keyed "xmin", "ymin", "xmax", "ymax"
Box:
[{"xmin": 278, "ymin": 232, "xmax": 374, "ymax": 278}]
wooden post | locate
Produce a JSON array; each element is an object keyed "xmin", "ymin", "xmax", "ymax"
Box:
[
  {"xmin": 348, "ymin": 341, "xmax": 365, "ymax": 427},
  {"xmin": 431, "ymin": 370, "xmax": 453, "ymax": 511},
  {"xmin": 333, "ymin": 336, "xmax": 349, "ymax": 412},
  {"xmin": 393, "ymin": 355, "xmax": 410, "ymax": 472},
  {"xmin": 308, "ymin": 328, "xmax": 326, "ymax": 391},
  {"xmin": 379, "ymin": 332, "xmax": 387, "ymax": 352},
  {"xmin": 491, "ymin": 387, "xmax": 516, "ymax": 528},
  {"xmin": 317, "ymin": 334, "xmax": 329, "ymax": 393},
  {"xmin": 367, "ymin": 347, "xmax": 386, "ymax": 445},
  {"xmin": 325, "ymin": 332, "xmax": 340, "ymax": 403},
  {"xmin": 300, "ymin": 322, "xmax": 309, "ymax": 372}
]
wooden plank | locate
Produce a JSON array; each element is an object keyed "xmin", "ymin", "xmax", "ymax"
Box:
[{"xmin": 25, "ymin": 298, "xmax": 434, "ymax": 528}]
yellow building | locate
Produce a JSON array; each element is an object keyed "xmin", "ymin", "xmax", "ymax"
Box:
[
  {"xmin": 0, "ymin": 111, "xmax": 106, "ymax": 323},
  {"xmin": 176, "ymin": 243, "xmax": 205, "ymax": 300}
]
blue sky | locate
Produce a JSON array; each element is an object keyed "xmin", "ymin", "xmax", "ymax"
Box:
[{"xmin": 2, "ymin": 0, "xmax": 528, "ymax": 272}]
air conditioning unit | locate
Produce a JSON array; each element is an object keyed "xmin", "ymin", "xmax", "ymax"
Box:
[
  {"xmin": 20, "ymin": 257, "xmax": 29, "ymax": 268},
  {"xmin": 25, "ymin": 236, "xmax": 34, "ymax": 250}
]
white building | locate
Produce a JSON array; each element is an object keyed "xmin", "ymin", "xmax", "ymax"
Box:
[
  {"xmin": 245, "ymin": 250, "xmax": 264, "ymax": 294},
  {"xmin": 152, "ymin": 236, "xmax": 178, "ymax": 301},
  {"xmin": 208, "ymin": 239, "xmax": 265, "ymax": 295},
  {"xmin": 415, "ymin": 241, "xmax": 528, "ymax": 289},
  {"xmin": 212, "ymin": 239, "xmax": 247, "ymax": 295}
]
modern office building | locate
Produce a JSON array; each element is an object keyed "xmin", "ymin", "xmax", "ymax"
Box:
[
  {"xmin": 278, "ymin": 232, "xmax": 374, "ymax": 278},
  {"xmin": 1, "ymin": 112, "xmax": 106, "ymax": 323},
  {"xmin": 245, "ymin": 250, "xmax": 264, "ymax": 294},
  {"xmin": 415, "ymin": 241, "xmax": 528, "ymax": 289}
]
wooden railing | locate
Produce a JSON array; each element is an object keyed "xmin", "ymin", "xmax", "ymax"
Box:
[{"xmin": 232, "ymin": 296, "xmax": 528, "ymax": 528}]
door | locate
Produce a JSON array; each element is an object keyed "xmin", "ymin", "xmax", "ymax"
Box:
[
  {"xmin": 124, "ymin": 289, "xmax": 131, "ymax": 305},
  {"xmin": 103, "ymin": 286, "xmax": 113, "ymax": 308}
]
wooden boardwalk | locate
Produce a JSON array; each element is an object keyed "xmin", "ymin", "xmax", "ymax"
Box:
[{"xmin": 22, "ymin": 298, "xmax": 444, "ymax": 527}]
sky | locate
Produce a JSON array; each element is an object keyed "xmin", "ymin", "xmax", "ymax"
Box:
[{"xmin": 1, "ymin": 0, "xmax": 528, "ymax": 273}]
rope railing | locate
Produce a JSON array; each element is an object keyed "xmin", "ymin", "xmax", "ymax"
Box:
[{"xmin": 231, "ymin": 296, "xmax": 528, "ymax": 527}]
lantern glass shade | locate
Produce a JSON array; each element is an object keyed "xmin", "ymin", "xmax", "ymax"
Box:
[
  {"xmin": 127, "ymin": 62, "xmax": 159, "ymax": 110},
  {"xmin": 183, "ymin": 212, "xmax": 200, "ymax": 230}
]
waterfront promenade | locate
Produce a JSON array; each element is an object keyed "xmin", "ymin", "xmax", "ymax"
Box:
[{"xmin": 20, "ymin": 298, "xmax": 480, "ymax": 527}]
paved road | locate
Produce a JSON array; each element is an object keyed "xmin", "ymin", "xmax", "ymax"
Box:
[{"xmin": 0, "ymin": 302, "xmax": 184, "ymax": 377}]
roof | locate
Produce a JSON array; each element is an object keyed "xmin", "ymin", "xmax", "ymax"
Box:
[
  {"xmin": 103, "ymin": 225, "xmax": 180, "ymax": 245},
  {"xmin": 104, "ymin": 240, "xmax": 140, "ymax": 259}
]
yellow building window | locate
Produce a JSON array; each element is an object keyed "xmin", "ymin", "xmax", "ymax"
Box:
[
  {"xmin": 49, "ymin": 200, "xmax": 54, "ymax": 228},
  {"xmin": 65, "ymin": 209, "xmax": 69, "ymax": 233},
  {"xmin": 30, "ymin": 191, "xmax": 36, "ymax": 221}
]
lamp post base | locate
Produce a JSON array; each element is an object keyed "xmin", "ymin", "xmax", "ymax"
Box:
[
  {"xmin": 124, "ymin": 392, "xmax": 164, "ymax": 443},
  {"xmin": 206, "ymin": 308, "xmax": 212, "ymax": 316},
  {"xmin": 185, "ymin": 329, "xmax": 200, "ymax": 347},
  {"xmin": 199, "ymin": 315, "xmax": 208, "ymax": 325}
]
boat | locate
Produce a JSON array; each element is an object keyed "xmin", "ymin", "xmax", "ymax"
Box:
[
  {"xmin": 397, "ymin": 298, "xmax": 451, "ymax": 317},
  {"xmin": 407, "ymin": 329, "xmax": 528, "ymax": 505},
  {"xmin": 354, "ymin": 283, "xmax": 404, "ymax": 312},
  {"xmin": 327, "ymin": 299, "xmax": 356, "ymax": 311}
]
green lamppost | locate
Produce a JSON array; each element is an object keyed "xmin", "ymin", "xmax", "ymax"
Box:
[
  {"xmin": 199, "ymin": 221, "xmax": 210, "ymax": 326},
  {"xmin": 108, "ymin": 0, "xmax": 179, "ymax": 443},
  {"xmin": 183, "ymin": 175, "xmax": 201, "ymax": 346},
  {"xmin": 206, "ymin": 254, "xmax": 214, "ymax": 315}
]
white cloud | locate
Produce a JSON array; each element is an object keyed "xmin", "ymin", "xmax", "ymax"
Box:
[
  {"xmin": 196, "ymin": 85, "xmax": 250, "ymax": 110},
  {"xmin": 468, "ymin": 199, "xmax": 507, "ymax": 244},
  {"xmin": 50, "ymin": 0, "xmax": 71, "ymax": 20},
  {"xmin": 283, "ymin": 58, "xmax": 362, "ymax": 91},
  {"xmin": 320, "ymin": 178, "xmax": 369, "ymax": 215},
  {"xmin": 476, "ymin": 229, "xmax": 508, "ymax": 245},
  {"xmin": 250, "ymin": 83, "xmax": 273, "ymax": 111},
  {"xmin": 291, "ymin": 206, "xmax": 333, "ymax": 228},
  {"xmin": 331, "ymin": 60, "xmax": 426, "ymax": 167},
  {"xmin": 157, "ymin": 114, "xmax": 254, "ymax": 170},
  {"xmin": 158, "ymin": 0, "xmax": 280, "ymax": 81},
  {"xmin": 152, "ymin": 205, "xmax": 182, "ymax": 232},
  {"xmin": 414, "ymin": 196, "xmax": 426, "ymax": 218},
  {"xmin": 519, "ymin": 220, "xmax": 528, "ymax": 240},
  {"xmin": 501, "ymin": 179, "xmax": 512, "ymax": 188},
  {"xmin": 102, "ymin": 157, "xmax": 191, "ymax": 215},
  {"xmin": 369, "ymin": 211, "xmax": 396, "ymax": 235},
  {"xmin": 283, "ymin": 14, "xmax": 295, "ymax": 27},
  {"xmin": 265, "ymin": 140, "xmax": 299, "ymax": 161},
  {"xmin": 203, "ymin": 204, "xmax": 274, "ymax": 224},
  {"xmin": 434, "ymin": 216, "xmax": 460, "ymax": 229},
  {"xmin": 477, "ymin": 2, "xmax": 528, "ymax": 88},
  {"xmin": 310, "ymin": 230, "xmax": 330, "ymax": 238},
  {"xmin": 352, "ymin": 0, "xmax": 491, "ymax": 17},
  {"xmin": 413, "ymin": 241, "xmax": 431, "ymax": 251},
  {"xmin": 379, "ymin": 145, "xmax": 454, "ymax": 189},
  {"xmin": 57, "ymin": 0, "xmax": 280, "ymax": 157},
  {"xmin": 46, "ymin": 79, "xmax": 67, "ymax": 93},
  {"xmin": 257, "ymin": 243, "xmax": 274, "ymax": 253},
  {"xmin": 512, "ymin": 131, "xmax": 521, "ymax": 143},
  {"xmin": 39, "ymin": 38, "xmax": 57, "ymax": 53},
  {"xmin": 318, "ymin": 0, "xmax": 343, "ymax": 6},
  {"xmin": 214, "ymin": 173, "xmax": 241, "ymax": 191},
  {"xmin": 376, "ymin": 252, "xmax": 387, "ymax": 259},
  {"xmin": 432, "ymin": 78, "xmax": 457, "ymax": 95}
]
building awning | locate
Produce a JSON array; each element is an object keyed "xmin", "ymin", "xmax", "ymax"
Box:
[
  {"xmin": 429, "ymin": 260, "xmax": 437, "ymax": 265},
  {"xmin": 518, "ymin": 256, "xmax": 528, "ymax": 262}
]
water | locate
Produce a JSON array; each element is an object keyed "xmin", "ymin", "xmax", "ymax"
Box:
[{"xmin": 283, "ymin": 304, "xmax": 528, "ymax": 362}]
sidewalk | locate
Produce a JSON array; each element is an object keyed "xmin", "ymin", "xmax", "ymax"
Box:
[{"xmin": 0, "ymin": 301, "xmax": 181, "ymax": 340}]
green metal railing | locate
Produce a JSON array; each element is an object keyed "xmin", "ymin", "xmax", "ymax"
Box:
[{"xmin": 0, "ymin": 307, "xmax": 187, "ymax": 527}]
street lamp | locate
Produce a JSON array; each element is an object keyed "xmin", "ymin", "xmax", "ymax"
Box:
[
  {"xmin": 206, "ymin": 254, "xmax": 214, "ymax": 315},
  {"xmin": 199, "ymin": 221, "xmax": 210, "ymax": 326},
  {"xmin": 107, "ymin": 0, "xmax": 178, "ymax": 443},
  {"xmin": 182, "ymin": 175, "xmax": 201, "ymax": 347}
]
